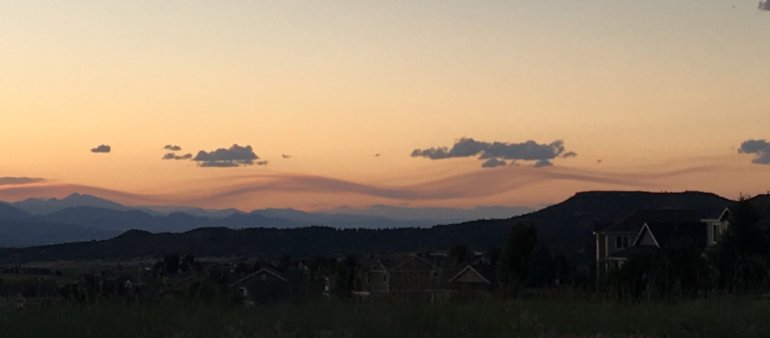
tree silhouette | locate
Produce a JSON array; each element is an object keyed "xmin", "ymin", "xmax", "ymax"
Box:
[
  {"xmin": 497, "ymin": 223, "xmax": 537, "ymax": 289},
  {"xmin": 707, "ymin": 198, "xmax": 769, "ymax": 290}
]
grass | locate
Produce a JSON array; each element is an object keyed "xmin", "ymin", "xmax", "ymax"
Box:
[{"xmin": 1, "ymin": 296, "xmax": 769, "ymax": 337}]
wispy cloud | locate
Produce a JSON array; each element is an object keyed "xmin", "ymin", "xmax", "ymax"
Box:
[
  {"xmin": 164, "ymin": 145, "xmax": 183, "ymax": 151},
  {"xmin": 90, "ymin": 145, "xmax": 111, "ymax": 153},
  {"xmin": 0, "ymin": 177, "xmax": 45, "ymax": 186}
]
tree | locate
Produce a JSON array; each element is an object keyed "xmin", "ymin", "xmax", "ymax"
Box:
[
  {"xmin": 180, "ymin": 254, "xmax": 196, "ymax": 272},
  {"xmin": 163, "ymin": 254, "xmax": 180, "ymax": 274},
  {"xmin": 707, "ymin": 198, "xmax": 769, "ymax": 290},
  {"xmin": 449, "ymin": 244, "xmax": 471, "ymax": 264},
  {"xmin": 497, "ymin": 223, "xmax": 537, "ymax": 289},
  {"xmin": 615, "ymin": 245, "xmax": 709, "ymax": 300}
]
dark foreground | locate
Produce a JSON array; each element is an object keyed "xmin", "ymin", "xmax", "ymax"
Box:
[{"xmin": 2, "ymin": 296, "xmax": 770, "ymax": 338}]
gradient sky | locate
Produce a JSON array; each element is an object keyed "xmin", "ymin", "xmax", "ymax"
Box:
[{"xmin": 1, "ymin": 1, "xmax": 769, "ymax": 210}]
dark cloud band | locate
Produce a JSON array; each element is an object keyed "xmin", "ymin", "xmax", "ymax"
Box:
[
  {"xmin": 411, "ymin": 138, "xmax": 575, "ymax": 168},
  {"xmin": 192, "ymin": 144, "xmax": 259, "ymax": 168},
  {"xmin": 163, "ymin": 153, "xmax": 193, "ymax": 160},
  {"xmin": 0, "ymin": 177, "xmax": 45, "ymax": 186}
]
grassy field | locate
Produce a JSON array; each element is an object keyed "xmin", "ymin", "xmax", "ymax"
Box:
[{"xmin": 1, "ymin": 296, "xmax": 769, "ymax": 337}]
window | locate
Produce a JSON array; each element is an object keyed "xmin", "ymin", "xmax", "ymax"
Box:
[
  {"xmin": 713, "ymin": 225, "xmax": 720, "ymax": 242},
  {"xmin": 615, "ymin": 236, "xmax": 629, "ymax": 249}
]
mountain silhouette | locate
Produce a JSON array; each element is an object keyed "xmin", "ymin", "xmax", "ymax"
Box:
[{"xmin": 0, "ymin": 190, "xmax": 743, "ymax": 264}]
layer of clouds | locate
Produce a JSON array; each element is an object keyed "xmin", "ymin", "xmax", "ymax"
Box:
[
  {"xmin": 192, "ymin": 144, "xmax": 259, "ymax": 167},
  {"xmin": 0, "ymin": 164, "xmax": 727, "ymax": 209},
  {"xmin": 90, "ymin": 145, "xmax": 111, "ymax": 153},
  {"xmin": 163, "ymin": 153, "xmax": 193, "ymax": 160},
  {"xmin": 411, "ymin": 138, "xmax": 575, "ymax": 168},
  {"xmin": 164, "ymin": 145, "xmax": 182, "ymax": 151},
  {"xmin": 739, "ymin": 139, "xmax": 770, "ymax": 164},
  {"xmin": 0, "ymin": 177, "xmax": 45, "ymax": 186},
  {"xmin": 194, "ymin": 165, "xmax": 712, "ymax": 204}
]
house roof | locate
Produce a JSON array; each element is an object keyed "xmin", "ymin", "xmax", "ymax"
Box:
[
  {"xmin": 643, "ymin": 221, "xmax": 707, "ymax": 250},
  {"xmin": 698, "ymin": 207, "xmax": 731, "ymax": 223},
  {"xmin": 448, "ymin": 265, "xmax": 491, "ymax": 284},
  {"xmin": 390, "ymin": 255, "xmax": 437, "ymax": 272},
  {"xmin": 609, "ymin": 220, "xmax": 708, "ymax": 260},
  {"xmin": 600, "ymin": 209, "xmax": 706, "ymax": 233},
  {"xmin": 229, "ymin": 267, "xmax": 287, "ymax": 287}
]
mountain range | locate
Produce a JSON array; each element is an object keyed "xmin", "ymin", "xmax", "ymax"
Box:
[
  {"xmin": 0, "ymin": 194, "xmax": 530, "ymax": 247},
  {"xmin": 1, "ymin": 190, "xmax": 765, "ymax": 265}
]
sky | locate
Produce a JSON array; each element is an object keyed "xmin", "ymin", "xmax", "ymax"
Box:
[{"xmin": 1, "ymin": 0, "xmax": 769, "ymax": 211}]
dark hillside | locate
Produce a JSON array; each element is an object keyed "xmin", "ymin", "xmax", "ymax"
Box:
[{"xmin": 0, "ymin": 191, "xmax": 733, "ymax": 264}]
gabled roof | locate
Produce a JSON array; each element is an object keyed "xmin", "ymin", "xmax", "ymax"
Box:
[
  {"xmin": 448, "ymin": 265, "xmax": 491, "ymax": 284},
  {"xmin": 229, "ymin": 267, "xmax": 287, "ymax": 287},
  {"xmin": 702, "ymin": 207, "xmax": 731, "ymax": 222},
  {"xmin": 358, "ymin": 256, "xmax": 389, "ymax": 272},
  {"xmin": 632, "ymin": 223, "xmax": 661, "ymax": 248},
  {"xmin": 390, "ymin": 255, "xmax": 437, "ymax": 272},
  {"xmin": 644, "ymin": 221, "xmax": 707, "ymax": 250},
  {"xmin": 601, "ymin": 209, "xmax": 706, "ymax": 233}
]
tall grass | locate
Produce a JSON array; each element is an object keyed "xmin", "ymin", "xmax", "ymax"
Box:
[{"xmin": 1, "ymin": 296, "xmax": 769, "ymax": 337}]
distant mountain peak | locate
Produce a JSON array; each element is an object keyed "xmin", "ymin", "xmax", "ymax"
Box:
[{"xmin": 12, "ymin": 192, "xmax": 126, "ymax": 215}]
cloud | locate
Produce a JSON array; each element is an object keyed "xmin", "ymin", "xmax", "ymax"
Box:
[
  {"xmin": 192, "ymin": 144, "xmax": 259, "ymax": 168},
  {"xmin": 0, "ymin": 177, "xmax": 45, "ymax": 186},
  {"xmin": 738, "ymin": 139, "xmax": 770, "ymax": 164},
  {"xmin": 163, "ymin": 153, "xmax": 193, "ymax": 160},
  {"xmin": 481, "ymin": 158, "xmax": 507, "ymax": 168},
  {"xmin": 164, "ymin": 145, "xmax": 182, "ymax": 151},
  {"xmin": 256, "ymin": 160, "xmax": 269, "ymax": 166},
  {"xmin": 90, "ymin": 145, "xmax": 111, "ymax": 153},
  {"xmin": 760, "ymin": 1, "xmax": 770, "ymax": 11},
  {"xmin": 411, "ymin": 138, "xmax": 576, "ymax": 168},
  {"xmin": 282, "ymin": 154, "xmax": 292, "ymax": 159}
]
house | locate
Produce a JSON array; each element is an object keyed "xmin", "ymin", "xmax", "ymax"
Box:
[
  {"xmin": 350, "ymin": 252, "xmax": 496, "ymax": 297},
  {"xmin": 594, "ymin": 208, "xmax": 730, "ymax": 278},
  {"xmin": 387, "ymin": 255, "xmax": 444, "ymax": 294},
  {"xmin": 229, "ymin": 267, "xmax": 289, "ymax": 303},
  {"xmin": 358, "ymin": 259, "xmax": 390, "ymax": 294},
  {"xmin": 702, "ymin": 208, "xmax": 731, "ymax": 246}
]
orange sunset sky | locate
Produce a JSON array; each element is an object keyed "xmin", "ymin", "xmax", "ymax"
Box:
[{"xmin": 1, "ymin": 1, "xmax": 769, "ymax": 210}]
